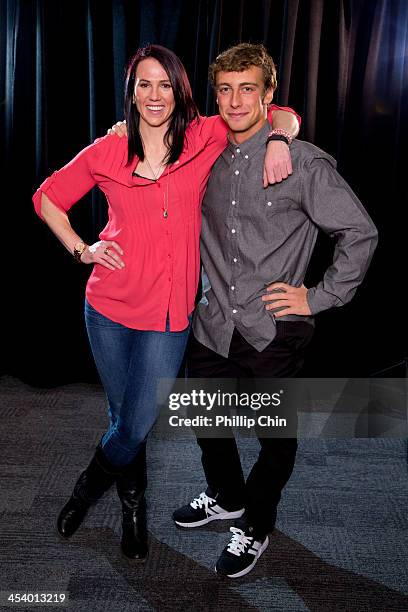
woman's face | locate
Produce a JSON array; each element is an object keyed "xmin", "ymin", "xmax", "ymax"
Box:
[{"xmin": 134, "ymin": 58, "xmax": 175, "ymax": 129}]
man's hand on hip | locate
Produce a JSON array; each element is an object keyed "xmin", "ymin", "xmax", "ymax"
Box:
[{"xmin": 262, "ymin": 282, "xmax": 311, "ymax": 317}]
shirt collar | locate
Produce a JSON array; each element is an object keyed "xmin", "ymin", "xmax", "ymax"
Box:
[{"xmin": 223, "ymin": 120, "xmax": 271, "ymax": 163}]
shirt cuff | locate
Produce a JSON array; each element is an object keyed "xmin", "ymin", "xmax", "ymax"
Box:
[
  {"xmin": 306, "ymin": 287, "xmax": 343, "ymax": 315},
  {"xmin": 32, "ymin": 175, "xmax": 66, "ymax": 221}
]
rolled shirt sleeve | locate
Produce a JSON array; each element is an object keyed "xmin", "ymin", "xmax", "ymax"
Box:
[
  {"xmin": 268, "ymin": 104, "xmax": 301, "ymax": 129},
  {"xmin": 32, "ymin": 141, "xmax": 98, "ymax": 220},
  {"xmin": 301, "ymin": 157, "xmax": 378, "ymax": 314}
]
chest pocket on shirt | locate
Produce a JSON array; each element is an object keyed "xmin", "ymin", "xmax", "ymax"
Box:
[{"xmin": 264, "ymin": 197, "xmax": 299, "ymax": 215}]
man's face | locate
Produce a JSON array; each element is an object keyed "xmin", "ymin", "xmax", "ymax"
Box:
[{"xmin": 215, "ymin": 66, "xmax": 273, "ymax": 142}]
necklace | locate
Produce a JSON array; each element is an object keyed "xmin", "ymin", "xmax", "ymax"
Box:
[
  {"xmin": 144, "ymin": 156, "xmax": 164, "ymax": 181},
  {"xmin": 133, "ymin": 154, "xmax": 170, "ymax": 219},
  {"xmin": 163, "ymin": 166, "xmax": 170, "ymax": 219},
  {"xmin": 144, "ymin": 156, "xmax": 169, "ymax": 219}
]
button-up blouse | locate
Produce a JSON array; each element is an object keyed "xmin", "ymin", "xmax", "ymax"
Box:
[{"xmin": 33, "ymin": 108, "xmax": 299, "ymax": 331}]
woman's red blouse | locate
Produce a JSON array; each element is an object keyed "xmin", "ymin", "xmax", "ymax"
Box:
[{"xmin": 33, "ymin": 108, "xmax": 299, "ymax": 331}]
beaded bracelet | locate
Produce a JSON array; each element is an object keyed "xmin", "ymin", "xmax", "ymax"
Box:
[
  {"xmin": 266, "ymin": 134, "xmax": 290, "ymax": 146},
  {"xmin": 266, "ymin": 128, "xmax": 294, "ymax": 145}
]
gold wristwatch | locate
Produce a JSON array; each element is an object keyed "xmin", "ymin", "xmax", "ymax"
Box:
[{"xmin": 73, "ymin": 241, "xmax": 87, "ymax": 263}]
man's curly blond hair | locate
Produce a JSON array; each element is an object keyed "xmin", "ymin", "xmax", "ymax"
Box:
[{"xmin": 209, "ymin": 43, "xmax": 277, "ymax": 93}]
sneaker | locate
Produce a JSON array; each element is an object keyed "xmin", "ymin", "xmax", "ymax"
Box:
[
  {"xmin": 215, "ymin": 527, "xmax": 269, "ymax": 578},
  {"xmin": 173, "ymin": 491, "xmax": 244, "ymax": 527}
]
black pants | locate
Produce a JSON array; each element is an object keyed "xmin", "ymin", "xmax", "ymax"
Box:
[{"xmin": 187, "ymin": 321, "xmax": 314, "ymax": 538}]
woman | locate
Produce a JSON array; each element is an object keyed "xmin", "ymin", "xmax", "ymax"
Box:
[{"xmin": 33, "ymin": 44, "xmax": 299, "ymax": 561}]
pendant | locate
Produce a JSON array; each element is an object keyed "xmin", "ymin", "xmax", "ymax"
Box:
[{"xmin": 163, "ymin": 210, "xmax": 168, "ymax": 219}]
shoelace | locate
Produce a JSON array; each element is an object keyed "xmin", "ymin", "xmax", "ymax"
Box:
[
  {"xmin": 227, "ymin": 527, "xmax": 253, "ymax": 556},
  {"xmin": 190, "ymin": 492, "xmax": 216, "ymax": 514}
]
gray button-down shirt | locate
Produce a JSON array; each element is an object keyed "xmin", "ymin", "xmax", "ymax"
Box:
[{"xmin": 193, "ymin": 121, "xmax": 378, "ymax": 358}]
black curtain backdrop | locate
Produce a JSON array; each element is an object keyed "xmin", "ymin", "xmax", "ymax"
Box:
[{"xmin": 1, "ymin": 0, "xmax": 407, "ymax": 385}]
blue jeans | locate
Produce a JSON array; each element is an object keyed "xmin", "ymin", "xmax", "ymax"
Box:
[{"xmin": 85, "ymin": 299, "xmax": 191, "ymax": 466}]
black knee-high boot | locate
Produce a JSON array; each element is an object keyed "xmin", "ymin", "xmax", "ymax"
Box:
[
  {"xmin": 116, "ymin": 443, "xmax": 148, "ymax": 561},
  {"xmin": 57, "ymin": 446, "xmax": 118, "ymax": 538}
]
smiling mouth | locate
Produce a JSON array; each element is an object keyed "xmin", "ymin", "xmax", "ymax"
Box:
[
  {"xmin": 146, "ymin": 105, "xmax": 165, "ymax": 112},
  {"xmin": 228, "ymin": 112, "xmax": 248, "ymax": 119}
]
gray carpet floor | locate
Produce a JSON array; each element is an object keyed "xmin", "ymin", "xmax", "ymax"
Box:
[{"xmin": 0, "ymin": 375, "xmax": 407, "ymax": 612}]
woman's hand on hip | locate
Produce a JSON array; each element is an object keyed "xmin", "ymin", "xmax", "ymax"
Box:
[{"xmin": 81, "ymin": 241, "xmax": 125, "ymax": 270}]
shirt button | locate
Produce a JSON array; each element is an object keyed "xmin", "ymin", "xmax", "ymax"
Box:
[
  {"xmin": 168, "ymin": 277, "xmax": 171, "ymax": 282},
  {"xmin": 231, "ymin": 286, "xmax": 235, "ymax": 291},
  {"xmin": 232, "ymin": 309, "xmax": 237, "ymax": 314},
  {"xmin": 244, "ymin": 154, "xmax": 249, "ymax": 159},
  {"xmin": 236, "ymin": 148, "xmax": 240, "ymax": 153},
  {"xmin": 267, "ymin": 201, "xmax": 272, "ymax": 206},
  {"xmin": 231, "ymin": 154, "xmax": 235, "ymax": 159},
  {"xmin": 231, "ymin": 229, "xmax": 236, "ymax": 234},
  {"xmin": 234, "ymin": 170, "xmax": 239, "ymax": 175},
  {"xmin": 232, "ymin": 200, "xmax": 236, "ymax": 205},
  {"xmin": 233, "ymin": 258, "xmax": 237, "ymax": 263},
  {"xmin": 168, "ymin": 254, "xmax": 171, "ymax": 258}
]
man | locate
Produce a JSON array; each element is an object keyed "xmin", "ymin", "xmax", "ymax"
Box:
[{"xmin": 172, "ymin": 43, "xmax": 378, "ymax": 578}]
